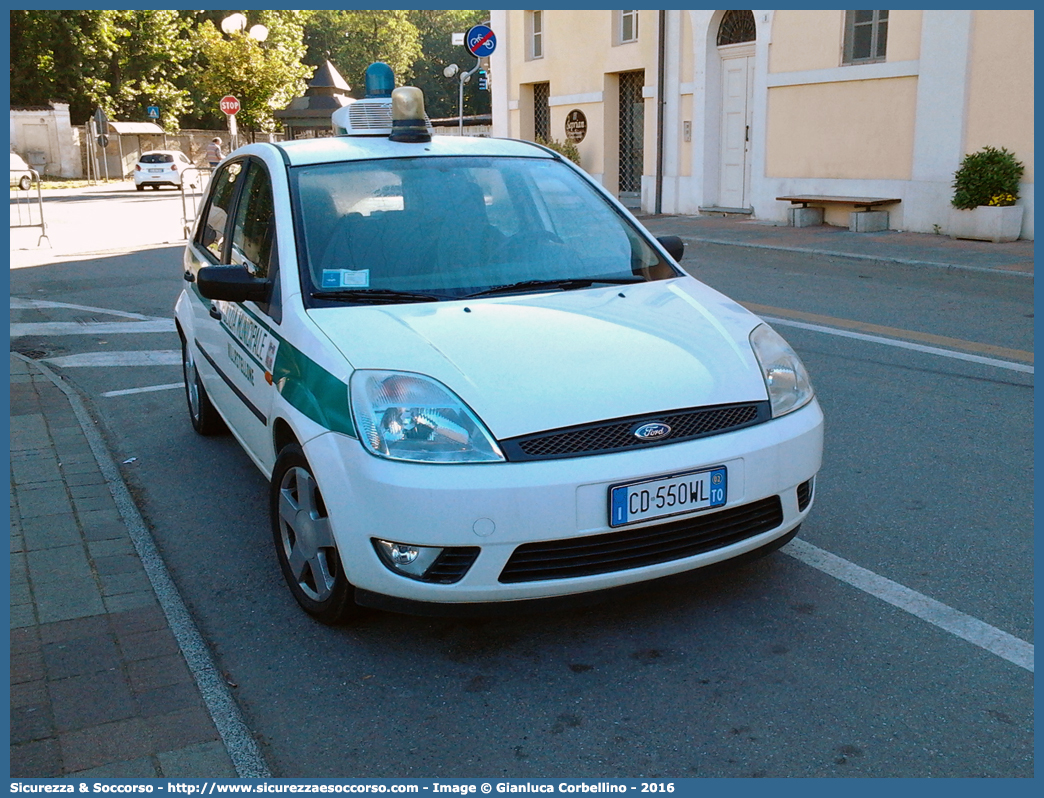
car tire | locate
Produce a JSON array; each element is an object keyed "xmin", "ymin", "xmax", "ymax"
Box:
[
  {"xmin": 18, "ymin": 175, "xmax": 32, "ymax": 191},
  {"xmin": 181, "ymin": 338, "xmax": 226, "ymax": 435},
  {"xmin": 135, "ymin": 183, "xmax": 145, "ymax": 192},
  {"xmin": 271, "ymin": 443, "xmax": 359, "ymax": 624}
]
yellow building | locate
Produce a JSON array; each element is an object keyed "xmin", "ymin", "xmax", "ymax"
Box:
[{"xmin": 489, "ymin": 9, "xmax": 1034, "ymax": 239}]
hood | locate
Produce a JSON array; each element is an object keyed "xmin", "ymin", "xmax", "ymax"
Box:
[{"xmin": 307, "ymin": 277, "xmax": 768, "ymax": 439}]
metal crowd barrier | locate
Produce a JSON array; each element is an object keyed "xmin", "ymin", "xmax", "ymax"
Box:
[
  {"xmin": 10, "ymin": 169, "xmax": 50, "ymax": 246},
  {"xmin": 180, "ymin": 166, "xmax": 212, "ymax": 239}
]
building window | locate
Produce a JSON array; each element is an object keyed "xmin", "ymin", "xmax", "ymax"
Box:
[
  {"xmin": 844, "ymin": 10, "xmax": 888, "ymax": 64},
  {"xmin": 617, "ymin": 10, "xmax": 638, "ymax": 44},
  {"xmin": 717, "ymin": 10, "xmax": 756, "ymax": 46},
  {"xmin": 533, "ymin": 82, "xmax": 550, "ymax": 141},
  {"xmin": 527, "ymin": 10, "xmax": 543, "ymax": 60}
]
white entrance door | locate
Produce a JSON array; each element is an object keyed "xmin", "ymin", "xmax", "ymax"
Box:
[{"xmin": 718, "ymin": 49, "xmax": 754, "ymax": 210}]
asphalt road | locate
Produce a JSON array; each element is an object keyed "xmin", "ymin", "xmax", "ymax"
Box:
[{"xmin": 8, "ymin": 191, "xmax": 1033, "ymax": 778}]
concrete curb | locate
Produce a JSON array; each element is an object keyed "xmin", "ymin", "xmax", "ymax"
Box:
[{"xmin": 676, "ymin": 235, "xmax": 1036, "ymax": 278}]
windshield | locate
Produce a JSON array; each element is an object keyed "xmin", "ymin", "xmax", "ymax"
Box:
[
  {"xmin": 292, "ymin": 156, "xmax": 678, "ymax": 303},
  {"xmin": 141, "ymin": 153, "xmax": 174, "ymax": 164}
]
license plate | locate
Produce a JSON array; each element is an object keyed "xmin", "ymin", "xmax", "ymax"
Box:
[
  {"xmin": 609, "ymin": 467, "xmax": 727, "ymax": 527},
  {"xmin": 148, "ymin": 168, "xmax": 163, "ymax": 173}
]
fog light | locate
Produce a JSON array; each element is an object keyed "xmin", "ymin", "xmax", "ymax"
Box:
[
  {"xmin": 390, "ymin": 544, "xmax": 418, "ymax": 565},
  {"xmin": 374, "ymin": 539, "xmax": 443, "ymax": 578}
]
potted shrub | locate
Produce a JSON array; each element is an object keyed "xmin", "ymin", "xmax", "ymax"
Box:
[
  {"xmin": 948, "ymin": 146, "xmax": 1025, "ymax": 242},
  {"xmin": 536, "ymin": 135, "xmax": 582, "ymax": 166}
]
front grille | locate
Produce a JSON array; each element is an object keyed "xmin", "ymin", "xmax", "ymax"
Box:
[
  {"xmin": 796, "ymin": 478, "xmax": 814, "ymax": 512},
  {"xmin": 499, "ymin": 496, "xmax": 784, "ymax": 583},
  {"xmin": 425, "ymin": 547, "xmax": 480, "ymax": 584},
  {"xmin": 500, "ymin": 402, "xmax": 769, "ymax": 462}
]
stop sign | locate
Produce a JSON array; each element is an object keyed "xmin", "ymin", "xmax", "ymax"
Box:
[{"xmin": 220, "ymin": 95, "xmax": 241, "ymax": 115}]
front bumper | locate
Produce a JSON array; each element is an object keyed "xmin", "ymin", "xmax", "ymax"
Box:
[{"xmin": 303, "ymin": 398, "xmax": 823, "ymax": 606}]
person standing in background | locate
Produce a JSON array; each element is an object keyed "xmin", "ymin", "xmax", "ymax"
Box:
[{"xmin": 207, "ymin": 137, "xmax": 223, "ymax": 168}]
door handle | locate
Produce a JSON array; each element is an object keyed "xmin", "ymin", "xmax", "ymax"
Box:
[{"xmin": 209, "ymin": 304, "xmax": 222, "ymax": 320}]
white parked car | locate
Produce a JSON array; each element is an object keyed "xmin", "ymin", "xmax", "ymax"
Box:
[
  {"xmin": 10, "ymin": 152, "xmax": 33, "ymax": 191},
  {"xmin": 134, "ymin": 149, "xmax": 194, "ymax": 190},
  {"xmin": 175, "ymin": 85, "xmax": 823, "ymax": 623}
]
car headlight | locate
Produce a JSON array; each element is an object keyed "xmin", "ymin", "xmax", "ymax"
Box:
[
  {"xmin": 349, "ymin": 370, "xmax": 505, "ymax": 463},
  {"xmin": 749, "ymin": 323, "xmax": 815, "ymax": 417}
]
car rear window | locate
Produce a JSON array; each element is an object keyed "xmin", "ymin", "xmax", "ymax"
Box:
[{"xmin": 141, "ymin": 153, "xmax": 175, "ymax": 164}]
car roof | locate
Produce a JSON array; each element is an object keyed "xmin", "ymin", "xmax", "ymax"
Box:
[
  {"xmin": 240, "ymin": 134, "xmax": 556, "ymax": 168},
  {"xmin": 138, "ymin": 150, "xmax": 186, "ymax": 158}
]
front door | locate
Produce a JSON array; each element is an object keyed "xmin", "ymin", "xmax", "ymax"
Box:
[
  {"xmin": 717, "ymin": 49, "xmax": 754, "ymax": 210},
  {"xmin": 190, "ymin": 157, "xmax": 281, "ymax": 465}
]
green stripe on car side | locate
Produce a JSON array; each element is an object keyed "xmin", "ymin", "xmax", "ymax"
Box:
[
  {"xmin": 271, "ymin": 340, "xmax": 356, "ymax": 437},
  {"xmin": 188, "ymin": 284, "xmax": 356, "ymax": 437}
]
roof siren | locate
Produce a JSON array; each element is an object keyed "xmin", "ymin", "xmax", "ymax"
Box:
[
  {"xmin": 389, "ymin": 87, "xmax": 431, "ymax": 143},
  {"xmin": 364, "ymin": 62, "xmax": 395, "ymax": 98},
  {"xmin": 331, "ymin": 63, "xmax": 432, "ymax": 139}
]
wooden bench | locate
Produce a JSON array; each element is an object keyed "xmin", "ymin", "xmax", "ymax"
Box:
[
  {"xmin": 777, "ymin": 195, "xmax": 901, "ymax": 232},
  {"xmin": 776, "ymin": 195, "xmax": 897, "ymax": 213}
]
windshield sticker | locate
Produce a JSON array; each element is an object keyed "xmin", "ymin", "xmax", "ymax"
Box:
[{"xmin": 322, "ymin": 269, "xmax": 370, "ymax": 289}]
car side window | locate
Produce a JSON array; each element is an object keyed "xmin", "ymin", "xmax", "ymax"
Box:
[
  {"xmin": 230, "ymin": 162, "xmax": 275, "ymax": 279},
  {"xmin": 199, "ymin": 162, "xmax": 243, "ymax": 262}
]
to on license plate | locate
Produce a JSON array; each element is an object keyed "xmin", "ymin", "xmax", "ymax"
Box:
[{"xmin": 609, "ymin": 466, "xmax": 727, "ymax": 527}]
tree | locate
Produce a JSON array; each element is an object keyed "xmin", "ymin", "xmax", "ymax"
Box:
[
  {"xmin": 9, "ymin": 9, "xmax": 493, "ymax": 132},
  {"xmin": 192, "ymin": 11, "xmax": 312, "ymax": 133},
  {"xmin": 407, "ymin": 10, "xmax": 491, "ymax": 120},
  {"xmin": 103, "ymin": 11, "xmax": 195, "ymax": 131},
  {"xmin": 10, "ymin": 10, "xmax": 193, "ymax": 129},
  {"xmin": 303, "ymin": 10, "xmax": 422, "ymax": 97}
]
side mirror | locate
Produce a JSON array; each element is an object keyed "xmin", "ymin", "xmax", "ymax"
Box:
[
  {"xmin": 657, "ymin": 235, "xmax": 685, "ymax": 262},
  {"xmin": 196, "ymin": 265, "xmax": 271, "ymax": 304}
]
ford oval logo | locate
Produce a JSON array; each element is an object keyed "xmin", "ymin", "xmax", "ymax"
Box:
[{"xmin": 633, "ymin": 422, "xmax": 672, "ymax": 441}]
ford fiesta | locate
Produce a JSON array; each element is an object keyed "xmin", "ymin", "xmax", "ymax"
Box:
[{"xmin": 175, "ymin": 82, "xmax": 823, "ymax": 623}]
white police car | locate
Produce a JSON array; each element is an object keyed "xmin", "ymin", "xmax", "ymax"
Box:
[{"xmin": 175, "ymin": 75, "xmax": 823, "ymax": 623}]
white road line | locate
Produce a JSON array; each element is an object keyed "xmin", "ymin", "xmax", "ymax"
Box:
[
  {"xmin": 9, "ymin": 297, "xmax": 162, "ymax": 321},
  {"xmin": 43, "ymin": 350, "xmax": 180, "ymax": 368},
  {"xmin": 10, "ymin": 320, "xmax": 176, "ymax": 336},
  {"xmin": 102, "ymin": 382, "xmax": 183, "ymax": 397},
  {"xmin": 785, "ymin": 538, "xmax": 1034, "ymax": 673},
  {"xmin": 763, "ymin": 316, "xmax": 1034, "ymax": 374}
]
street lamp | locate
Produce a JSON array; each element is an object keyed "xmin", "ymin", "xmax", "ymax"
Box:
[
  {"xmin": 218, "ymin": 15, "xmax": 270, "ymax": 148},
  {"xmin": 444, "ymin": 62, "xmax": 479, "ymax": 134},
  {"xmin": 220, "ymin": 13, "xmax": 268, "ymax": 42},
  {"xmin": 220, "ymin": 13, "xmax": 247, "ymax": 35}
]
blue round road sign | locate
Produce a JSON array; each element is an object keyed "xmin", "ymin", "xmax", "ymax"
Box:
[{"xmin": 466, "ymin": 25, "xmax": 496, "ymax": 57}]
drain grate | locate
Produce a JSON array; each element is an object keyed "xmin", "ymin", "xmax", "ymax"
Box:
[{"xmin": 12, "ymin": 344, "xmax": 61, "ymax": 360}]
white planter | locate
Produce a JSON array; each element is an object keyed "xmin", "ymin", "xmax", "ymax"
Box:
[{"xmin": 948, "ymin": 205, "xmax": 1024, "ymax": 243}]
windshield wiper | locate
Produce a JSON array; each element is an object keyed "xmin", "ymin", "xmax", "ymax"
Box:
[
  {"xmin": 463, "ymin": 276, "xmax": 644, "ymax": 298},
  {"xmin": 311, "ymin": 288, "xmax": 443, "ymax": 304}
]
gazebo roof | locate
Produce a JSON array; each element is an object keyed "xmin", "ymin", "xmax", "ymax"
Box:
[{"xmin": 275, "ymin": 60, "xmax": 354, "ymax": 126}]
